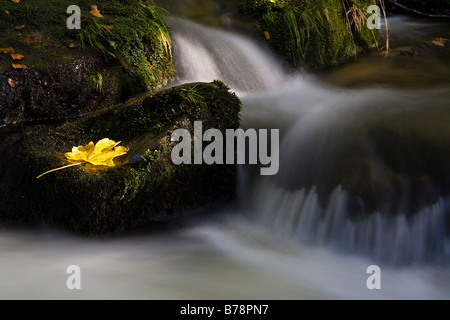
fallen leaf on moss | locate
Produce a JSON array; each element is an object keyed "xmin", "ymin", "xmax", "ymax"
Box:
[
  {"xmin": 11, "ymin": 0, "xmax": 20, "ymax": 3},
  {"xmin": 147, "ymin": 61, "xmax": 153, "ymax": 69},
  {"xmin": 119, "ymin": 57, "xmax": 128, "ymax": 70},
  {"xmin": 0, "ymin": 47, "xmax": 14, "ymax": 54},
  {"xmin": 432, "ymin": 37, "xmax": 448, "ymax": 47},
  {"xmin": 15, "ymin": 25, "xmax": 25, "ymax": 30},
  {"xmin": 37, "ymin": 139, "xmax": 128, "ymax": 179},
  {"xmin": 263, "ymin": 31, "xmax": 270, "ymax": 40},
  {"xmin": 7, "ymin": 78, "xmax": 15, "ymax": 88},
  {"xmin": 24, "ymin": 35, "xmax": 35, "ymax": 44},
  {"xmin": 66, "ymin": 138, "xmax": 128, "ymax": 167},
  {"xmin": 90, "ymin": 5, "xmax": 103, "ymax": 18},
  {"xmin": 68, "ymin": 43, "xmax": 77, "ymax": 49},
  {"xmin": 5, "ymin": 10, "xmax": 10, "ymax": 15},
  {"xmin": 104, "ymin": 25, "xmax": 114, "ymax": 30},
  {"xmin": 11, "ymin": 53, "xmax": 24, "ymax": 60},
  {"xmin": 125, "ymin": 97, "xmax": 137, "ymax": 104},
  {"xmin": 11, "ymin": 63, "xmax": 27, "ymax": 69}
]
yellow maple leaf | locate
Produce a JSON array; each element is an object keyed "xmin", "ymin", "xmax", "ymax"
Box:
[
  {"xmin": 37, "ymin": 138, "xmax": 128, "ymax": 179},
  {"xmin": 65, "ymin": 138, "xmax": 128, "ymax": 167}
]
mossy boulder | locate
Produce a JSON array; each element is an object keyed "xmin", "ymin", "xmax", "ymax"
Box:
[
  {"xmin": 0, "ymin": 81, "xmax": 241, "ymax": 235},
  {"xmin": 0, "ymin": 0, "xmax": 175, "ymax": 127},
  {"xmin": 237, "ymin": 0, "xmax": 379, "ymax": 69}
]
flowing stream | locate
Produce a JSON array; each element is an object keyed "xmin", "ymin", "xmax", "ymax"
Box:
[{"xmin": 1, "ymin": 3, "xmax": 450, "ymax": 299}]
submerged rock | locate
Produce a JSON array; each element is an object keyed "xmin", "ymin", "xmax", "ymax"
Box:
[
  {"xmin": 0, "ymin": 0, "xmax": 175, "ymax": 127},
  {"xmin": 276, "ymin": 98, "xmax": 450, "ymax": 218},
  {"xmin": 0, "ymin": 81, "xmax": 241, "ymax": 235}
]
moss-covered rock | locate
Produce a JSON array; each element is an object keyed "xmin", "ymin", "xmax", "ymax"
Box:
[
  {"xmin": 237, "ymin": 0, "xmax": 379, "ymax": 69},
  {"xmin": 0, "ymin": 81, "xmax": 241, "ymax": 235},
  {"xmin": 0, "ymin": 0, "xmax": 175, "ymax": 127}
]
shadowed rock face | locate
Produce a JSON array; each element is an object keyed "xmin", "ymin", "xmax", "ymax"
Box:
[
  {"xmin": 0, "ymin": 0, "xmax": 176, "ymax": 127},
  {"xmin": 0, "ymin": 81, "xmax": 242, "ymax": 235},
  {"xmin": 0, "ymin": 56, "xmax": 123, "ymax": 127}
]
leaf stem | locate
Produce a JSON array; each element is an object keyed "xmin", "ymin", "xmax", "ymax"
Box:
[{"xmin": 36, "ymin": 162, "xmax": 85, "ymax": 179}]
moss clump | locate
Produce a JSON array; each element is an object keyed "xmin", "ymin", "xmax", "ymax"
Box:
[
  {"xmin": 0, "ymin": 81, "xmax": 242, "ymax": 235},
  {"xmin": 0, "ymin": 0, "xmax": 174, "ymax": 93},
  {"xmin": 237, "ymin": 0, "xmax": 379, "ymax": 69}
]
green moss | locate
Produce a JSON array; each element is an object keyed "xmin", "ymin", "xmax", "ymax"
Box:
[
  {"xmin": 0, "ymin": 0, "xmax": 175, "ymax": 97},
  {"xmin": 237, "ymin": 0, "xmax": 379, "ymax": 69},
  {"xmin": 0, "ymin": 81, "xmax": 242, "ymax": 235}
]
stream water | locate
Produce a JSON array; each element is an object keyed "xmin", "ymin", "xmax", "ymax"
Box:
[{"xmin": 1, "ymin": 2, "xmax": 450, "ymax": 299}]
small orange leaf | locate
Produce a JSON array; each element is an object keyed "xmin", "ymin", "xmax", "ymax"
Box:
[
  {"xmin": 11, "ymin": 63, "xmax": 27, "ymax": 69},
  {"xmin": 0, "ymin": 47, "xmax": 14, "ymax": 54},
  {"xmin": 24, "ymin": 35, "xmax": 35, "ymax": 44},
  {"xmin": 104, "ymin": 25, "xmax": 114, "ymax": 30},
  {"xmin": 5, "ymin": 10, "xmax": 10, "ymax": 15},
  {"xmin": 125, "ymin": 97, "xmax": 137, "ymax": 104},
  {"xmin": 7, "ymin": 78, "xmax": 15, "ymax": 88},
  {"xmin": 68, "ymin": 43, "xmax": 77, "ymax": 49},
  {"xmin": 119, "ymin": 57, "xmax": 128, "ymax": 70},
  {"xmin": 147, "ymin": 61, "xmax": 153, "ymax": 69},
  {"xmin": 108, "ymin": 51, "xmax": 117, "ymax": 59},
  {"xmin": 15, "ymin": 25, "xmax": 25, "ymax": 30},
  {"xmin": 11, "ymin": 0, "xmax": 20, "ymax": 3},
  {"xmin": 263, "ymin": 31, "xmax": 270, "ymax": 40},
  {"xmin": 90, "ymin": 5, "xmax": 103, "ymax": 18},
  {"xmin": 11, "ymin": 53, "xmax": 24, "ymax": 60}
]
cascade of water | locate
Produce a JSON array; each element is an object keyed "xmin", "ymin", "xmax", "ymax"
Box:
[
  {"xmin": 168, "ymin": 17, "xmax": 450, "ymax": 264},
  {"xmin": 167, "ymin": 17, "xmax": 284, "ymax": 95}
]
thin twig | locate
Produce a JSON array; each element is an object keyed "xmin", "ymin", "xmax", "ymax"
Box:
[{"xmin": 380, "ymin": 0, "xmax": 390, "ymax": 56}]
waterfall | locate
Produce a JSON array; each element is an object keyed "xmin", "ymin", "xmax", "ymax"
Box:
[
  {"xmin": 167, "ymin": 17, "xmax": 284, "ymax": 95},
  {"xmin": 168, "ymin": 17, "xmax": 450, "ymax": 265},
  {"xmin": 251, "ymin": 184, "xmax": 450, "ymax": 265}
]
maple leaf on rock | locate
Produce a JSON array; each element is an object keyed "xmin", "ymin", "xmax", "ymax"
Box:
[
  {"xmin": 65, "ymin": 138, "xmax": 128, "ymax": 167},
  {"xmin": 37, "ymin": 138, "xmax": 128, "ymax": 179}
]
